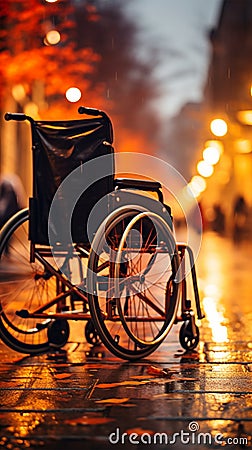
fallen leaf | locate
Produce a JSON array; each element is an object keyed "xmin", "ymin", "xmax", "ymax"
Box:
[
  {"xmin": 96, "ymin": 382, "xmax": 120, "ymax": 389},
  {"xmin": 146, "ymin": 365, "xmax": 172, "ymax": 377},
  {"xmin": 119, "ymin": 380, "xmax": 145, "ymax": 386},
  {"xmin": 95, "ymin": 398, "xmax": 129, "ymax": 404},
  {"xmin": 65, "ymin": 416, "xmax": 115, "ymax": 426},
  {"xmin": 96, "ymin": 380, "xmax": 145, "ymax": 389},
  {"xmin": 54, "ymin": 373, "xmax": 72, "ymax": 379},
  {"xmin": 51, "ymin": 364, "xmax": 71, "ymax": 368}
]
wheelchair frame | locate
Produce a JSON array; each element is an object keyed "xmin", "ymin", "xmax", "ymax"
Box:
[{"xmin": 0, "ymin": 107, "xmax": 204, "ymax": 360}]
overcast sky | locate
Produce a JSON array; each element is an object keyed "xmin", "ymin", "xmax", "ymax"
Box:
[{"xmin": 125, "ymin": 0, "xmax": 222, "ymax": 117}]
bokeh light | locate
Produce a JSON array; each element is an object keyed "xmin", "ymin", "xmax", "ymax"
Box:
[
  {"xmin": 24, "ymin": 102, "xmax": 39, "ymax": 117},
  {"xmin": 65, "ymin": 87, "xmax": 82, "ymax": 103},
  {"xmin": 186, "ymin": 175, "xmax": 206, "ymax": 199},
  {"xmin": 210, "ymin": 118, "xmax": 228, "ymax": 137},
  {"xmin": 45, "ymin": 30, "xmax": 61, "ymax": 45},
  {"xmin": 12, "ymin": 84, "xmax": 26, "ymax": 102},
  {"xmin": 237, "ymin": 110, "xmax": 252, "ymax": 126},
  {"xmin": 205, "ymin": 140, "xmax": 223, "ymax": 154},
  {"xmin": 186, "ymin": 183, "xmax": 200, "ymax": 198},
  {"xmin": 234, "ymin": 138, "xmax": 252, "ymax": 154},
  {"xmin": 197, "ymin": 160, "xmax": 214, "ymax": 177},
  {"xmin": 203, "ymin": 146, "xmax": 221, "ymax": 165},
  {"xmin": 191, "ymin": 175, "xmax": 207, "ymax": 193}
]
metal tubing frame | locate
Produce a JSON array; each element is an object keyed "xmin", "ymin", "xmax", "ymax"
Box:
[
  {"xmin": 177, "ymin": 243, "xmax": 204, "ymax": 320},
  {"xmin": 24, "ymin": 241, "xmax": 203, "ymax": 326}
]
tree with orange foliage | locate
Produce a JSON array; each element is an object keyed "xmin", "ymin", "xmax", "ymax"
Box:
[
  {"xmin": 0, "ymin": 0, "xmax": 161, "ymax": 152},
  {"xmin": 0, "ymin": 0, "xmax": 104, "ymax": 119}
]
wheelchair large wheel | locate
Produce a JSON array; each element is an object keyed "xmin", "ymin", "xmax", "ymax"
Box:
[
  {"xmin": 0, "ymin": 209, "xmax": 58, "ymax": 354},
  {"xmin": 115, "ymin": 211, "xmax": 180, "ymax": 346},
  {"xmin": 87, "ymin": 206, "xmax": 179, "ymax": 360}
]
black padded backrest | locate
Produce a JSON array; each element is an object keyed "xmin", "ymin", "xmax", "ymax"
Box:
[{"xmin": 30, "ymin": 117, "xmax": 114, "ymax": 245}]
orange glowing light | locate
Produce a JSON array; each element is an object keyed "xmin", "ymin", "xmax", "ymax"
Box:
[
  {"xmin": 45, "ymin": 30, "xmax": 61, "ymax": 45},
  {"xmin": 197, "ymin": 160, "xmax": 214, "ymax": 178},
  {"xmin": 65, "ymin": 87, "xmax": 82, "ymax": 103},
  {"xmin": 203, "ymin": 146, "xmax": 220, "ymax": 165},
  {"xmin": 210, "ymin": 119, "xmax": 228, "ymax": 137}
]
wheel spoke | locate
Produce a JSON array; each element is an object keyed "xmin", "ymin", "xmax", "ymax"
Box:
[
  {"xmin": 0, "ymin": 210, "xmax": 62, "ymax": 353},
  {"xmin": 87, "ymin": 207, "xmax": 180, "ymax": 359},
  {"xmin": 115, "ymin": 211, "xmax": 179, "ymax": 346}
]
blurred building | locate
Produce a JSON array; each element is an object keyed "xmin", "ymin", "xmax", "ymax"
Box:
[
  {"xmin": 165, "ymin": 102, "xmax": 206, "ymax": 181},
  {"xmin": 202, "ymin": 0, "xmax": 252, "ymax": 234},
  {"xmin": 207, "ymin": 0, "xmax": 252, "ymax": 115}
]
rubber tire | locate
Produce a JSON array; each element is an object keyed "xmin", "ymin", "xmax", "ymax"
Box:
[
  {"xmin": 0, "ymin": 209, "xmax": 51, "ymax": 354},
  {"xmin": 179, "ymin": 320, "xmax": 200, "ymax": 351}
]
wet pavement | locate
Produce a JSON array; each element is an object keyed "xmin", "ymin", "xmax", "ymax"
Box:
[{"xmin": 0, "ymin": 232, "xmax": 252, "ymax": 449}]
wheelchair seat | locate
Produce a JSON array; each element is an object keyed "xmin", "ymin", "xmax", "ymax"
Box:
[{"xmin": 29, "ymin": 116, "xmax": 114, "ymax": 245}]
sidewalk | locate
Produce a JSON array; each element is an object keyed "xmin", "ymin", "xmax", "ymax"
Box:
[
  {"xmin": 0, "ymin": 232, "xmax": 252, "ymax": 449},
  {"xmin": 0, "ymin": 330, "xmax": 251, "ymax": 449}
]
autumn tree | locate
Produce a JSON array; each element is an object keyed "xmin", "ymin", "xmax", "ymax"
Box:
[
  {"xmin": 0, "ymin": 0, "xmax": 104, "ymax": 119},
  {"xmin": 0, "ymin": 0, "xmax": 161, "ymax": 152}
]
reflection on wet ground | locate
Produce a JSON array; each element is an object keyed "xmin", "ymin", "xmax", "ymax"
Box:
[
  {"xmin": 198, "ymin": 232, "xmax": 252, "ymax": 343},
  {"xmin": 0, "ymin": 232, "xmax": 251, "ymax": 449}
]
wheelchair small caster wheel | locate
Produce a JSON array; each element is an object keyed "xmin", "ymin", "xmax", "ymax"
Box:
[
  {"xmin": 179, "ymin": 320, "xmax": 199, "ymax": 351},
  {"xmin": 85, "ymin": 319, "xmax": 101, "ymax": 346},
  {"xmin": 47, "ymin": 319, "xmax": 70, "ymax": 347}
]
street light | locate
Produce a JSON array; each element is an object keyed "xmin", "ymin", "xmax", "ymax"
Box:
[
  {"xmin": 44, "ymin": 30, "xmax": 61, "ymax": 46},
  {"xmin": 205, "ymin": 140, "xmax": 223, "ymax": 154},
  {"xmin": 24, "ymin": 102, "xmax": 39, "ymax": 118},
  {"xmin": 65, "ymin": 87, "xmax": 82, "ymax": 103},
  {"xmin": 186, "ymin": 183, "xmax": 201, "ymax": 199},
  {"xmin": 190, "ymin": 175, "xmax": 206, "ymax": 193},
  {"xmin": 12, "ymin": 84, "xmax": 26, "ymax": 103},
  {"xmin": 237, "ymin": 110, "xmax": 252, "ymax": 126},
  {"xmin": 197, "ymin": 160, "xmax": 214, "ymax": 178},
  {"xmin": 210, "ymin": 118, "xmax": 228, "ymax": 137},
  {"xmin": 203, "ymin": 146, "xmax": 220, "ymax": 165}
]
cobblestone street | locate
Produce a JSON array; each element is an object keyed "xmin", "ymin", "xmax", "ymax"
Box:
[{"xmin": 0, "ymin": 232, "xmax": 252, "ymax": 449}]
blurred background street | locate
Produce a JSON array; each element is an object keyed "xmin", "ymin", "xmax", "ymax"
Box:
[
  {"xmin": 198, "ymin": 231, "xmax": 252, "ymax": 344},
  {"xmin": 1, "ymin": 0, "xmax": 252, "ymax": 448},
  {"xmin": 1, "ymin": 0, "xmax": 252, "ymax": 216}
]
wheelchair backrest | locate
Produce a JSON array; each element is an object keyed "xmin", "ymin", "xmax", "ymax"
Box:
[{"xmin": 29, "ymin": 116, "xmax": 114, "ymax": 245}]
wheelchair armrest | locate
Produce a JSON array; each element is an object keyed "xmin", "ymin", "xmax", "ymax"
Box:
[{"xmin": 114, "ymin": 178, "xmax": 163, "ymax": 202}]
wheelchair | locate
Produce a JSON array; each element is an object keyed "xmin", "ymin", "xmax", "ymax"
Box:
[{"xmin": 0, "ymin": 107, "xmax": 204, "ymax": 360}]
